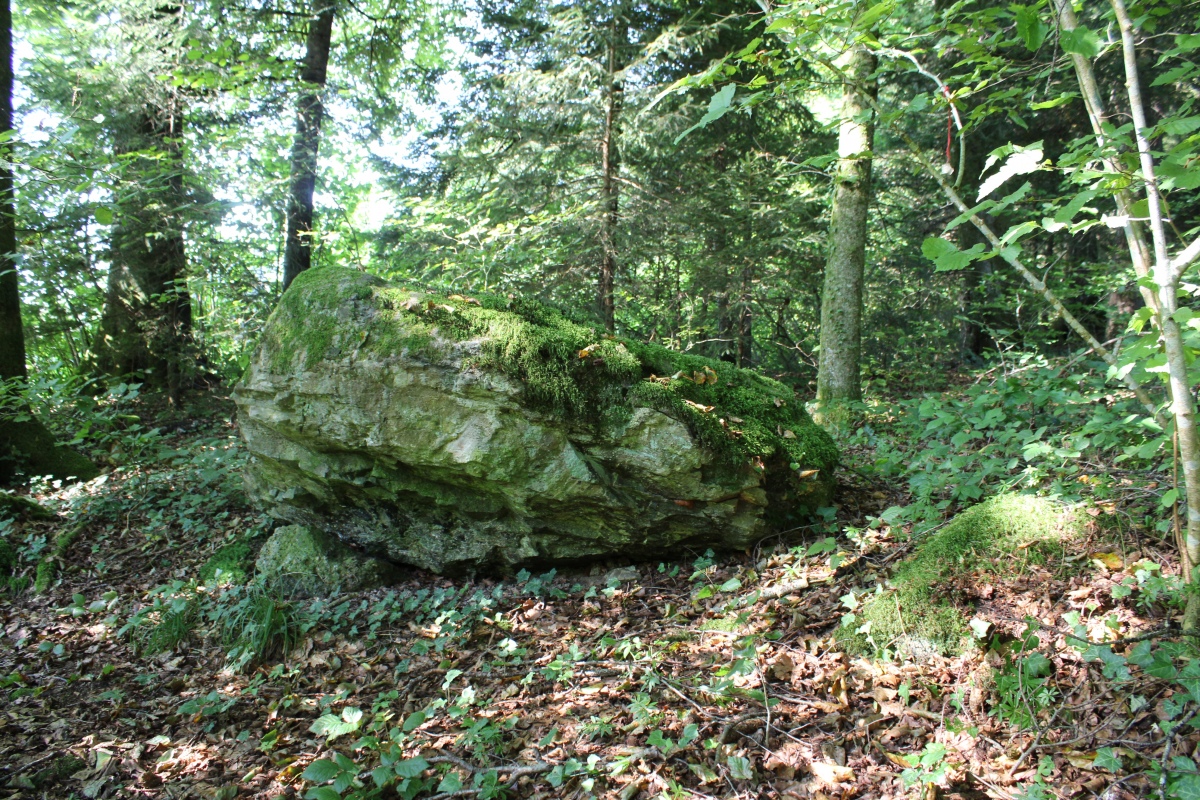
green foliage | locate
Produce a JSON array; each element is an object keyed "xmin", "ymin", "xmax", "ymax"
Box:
[
  {"xmin": 121, "ymin": 581, "xmax": 200, "ymax": 655},
  {"xmin": 847, "ymin": 356, "xmax": 1159, "ymax": 530},
  {"xmin": 214, "ymin": 585, "xmax": 311, "ymax": 670},
  {"xmin": 992, "ymin": 630, "xmax": 1059, "ymax": 729}
]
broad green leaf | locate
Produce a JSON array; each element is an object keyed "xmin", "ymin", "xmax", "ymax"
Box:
[
  {"xmin": 94, "ymin": 206, "xmax": 113, "ymax": 225},
  {"xmin": 1061, "ymin": 26, "xmax": 1102, "ymax": 58},
  {"xmin": 1015, "ymin": 6, "xmax": 1047, "ymax": 51},
  {"xmin": 1054, "ymin": 190, "xmax": 1098, "ymax": 223},
  {"xmin": 1031, "ymin": 92, "xmax": 1076, "ymax": 110},
  {"xmin": 1022, "ymin": 652, "xmax": 1053, "ymax": 678},
  {"xmin": 1093, "ymin": 748, "xmax": 1122, "ymax": 772},
  {"xmin": 922, "ymin": 237, "xmax": 987, "ymax": 271},
  {"xmin": 302, "ymin": 759, "xmax": 342, "ymax": 784},
  {"xmin": 394, "ymin": 757, "xmax": 429, "ymax": 779},
  {"xmin": 978, "ymin": 145, "xmax": 1043, "ymax": 201},
  {"xmin": 674, "ymin": 84, "xmax": 736, "ymax": 144},
  {"xmin": 1177, "ymin": 33, "xmax": 1200, "ymax": 51},
  {"xmin": 854, "ymin": 1, "xmax": 894, "ymax": 30},
  {"xmin": 436, "ymin": 772, "xmax": 463, "ymax": 793},
  {"xmin": 304, "ymin": 787, "xmax": 342, "ymax": 800}
]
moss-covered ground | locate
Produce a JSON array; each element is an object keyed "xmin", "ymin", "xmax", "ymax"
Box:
[
  {"xmin": 838, "ymin": 493, "xmax": 1079, "ymax": 657},
  {"xmin": 264, "ymin": 267, "xmax": 837, "ymax": 482}
]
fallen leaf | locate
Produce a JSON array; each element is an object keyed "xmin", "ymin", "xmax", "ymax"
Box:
[
  {"xmin": 1090, "ymin": 552, "xmax": 1123, "ymax": 570},
  {"xmin": 771, "ymin": 653, "xmax": 795, "ymax": 681},
  {"xmin": 811, "ymin": 761, "xmax": 854, "ymax": 785}
]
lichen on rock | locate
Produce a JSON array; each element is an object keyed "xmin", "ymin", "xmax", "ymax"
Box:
[{"xmin": 234, "ymin": 265, "xmax": 838, "ymax": 575}]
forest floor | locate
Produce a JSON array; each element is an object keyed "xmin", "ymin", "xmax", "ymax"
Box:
[{"xmin": 0, "ymin": 389, "xmax": 1188, "ymax": 800}]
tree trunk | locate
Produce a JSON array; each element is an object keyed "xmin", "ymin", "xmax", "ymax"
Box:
[
  {"xmin": 282, "ymin": 0, "xmax": 336, "ymax": 293},
  {"xmin": 1109, "ymin": 0, "xmax": 1200, "ymax": 628},
  {"xmin": 816, "ymin": 44, "xmax": 876, "ymax": 415},
  {"xmin": 0, "ymin": 0, "xmax": 97, "ymax": 484},
  {"xmin": 597, "ymin": 10, "xmax": 624, "ymax": 332},
  {"xmin": 737, "ymin": 263, "xmax": 753, "ymax": 367},
  {"xmin": 97, "ymin": 105, "xmax": 193, "ymax": 403},
  {"xmin": 0, "ymin": 0, "xmax": 19, "ymax": 382}
]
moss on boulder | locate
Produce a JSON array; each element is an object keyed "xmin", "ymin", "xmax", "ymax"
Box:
[
  {"xmin": 256, "ymin": 525, "xmax": 404, "ymax": 596},
  {"xmin": 0, "ymin": 416, "xmax": 99, "ymax": 485},
  {"xmin": 838, "ymin": 494, "xmax": 1078, "ymax": 657},
  {"xmin": 235, "ymin": 266, "xmax": 837, "ymax": 574}
]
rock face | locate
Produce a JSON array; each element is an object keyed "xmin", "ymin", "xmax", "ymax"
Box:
[
  {"xmin": 256, "ymin": 525, "xmax": 403, "ymax": 596},
  {"xmin": 234, "ymin": 267, "xmax": 837, "ymax": 574}
]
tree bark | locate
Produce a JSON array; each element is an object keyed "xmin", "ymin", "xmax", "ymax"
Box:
[
  {"xmin": 597, "ymin": 12, "xmax": 623, "ymax": 332},
  {"xmin": 816, "ymin": 44, "xmax": 876, "ymax": 414},
  {"xmin": 282, "ymin": 0, "xmax": 336, "ymax": 293},
  {"xmin": 1052, "ymin": 0, "xmax": 1158, "ymax": 315},
  {"xmin": 0, "ymin": 0, "xmax": 20, "ymax": 382},
  {"xmin": 0, "ymin": 0, "xmax": 97, "ymax": 484},
  {"xmin": 97, "ymin": 104, "xmax": 192, "ymax": 402}
]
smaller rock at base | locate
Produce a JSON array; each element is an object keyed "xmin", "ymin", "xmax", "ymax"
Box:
[{"xmin": 256, "ymin": 524, "xmax": 403, "ymax": 597}]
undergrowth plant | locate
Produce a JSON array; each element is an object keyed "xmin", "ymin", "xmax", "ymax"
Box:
[{"xmin": 845, "ymin": 354, "xmax": 1165, "ymax": 532}]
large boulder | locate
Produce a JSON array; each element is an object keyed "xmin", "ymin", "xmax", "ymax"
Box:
[{"xmin": 233, "ymin": 267, "xmax": 837, "ymax": 574}]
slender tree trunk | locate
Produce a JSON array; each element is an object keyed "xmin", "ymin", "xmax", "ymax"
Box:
[
  {"xmin": 737, "ymin": 262, "xmax": 753, "ymax": 367},
  {"xmin": 1110, "ymin": 0, "xmax": 1200, "ymax": 627},
  {"xmin": 282, "ymin": 0, "xmax": 336, "ymax": 292},
  {"xmin": 816, "ymin": 44, "xmax": 876, "ymax": 415},
  {"xmin": 597, "ymin": 16, "xmax": 623, "ymax": 332},
  {"xmin": 1052, "ymin": 0, "xmax": 1158, "ymax": 315},
  {"xmin": 0, "ymin": 0, "xmax": 19, "ymax": 382}
]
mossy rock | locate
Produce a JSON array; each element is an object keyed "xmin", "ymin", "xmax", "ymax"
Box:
[
  {"xmin": 0, "ymin": 416, "xmax": 99, "ymax": 485},
  {"xmin": 0, "ymin": 491, "xmax": 54, "ymax": 520},
  {"xmin": 256, "ymin": 524, "xmax": 405, "ymax": 597},
  {"xmin": 234, "ymin": 266, "xmax": 837, "ymax": 574},
  {"xmin": 838, "ymin": 494, "xmax": 1078, "ymax": 658}
]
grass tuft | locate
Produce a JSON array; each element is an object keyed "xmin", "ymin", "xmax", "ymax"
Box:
[{"xmin": 219, "ymin": 586, "xmax": 309, "ymax": 670}]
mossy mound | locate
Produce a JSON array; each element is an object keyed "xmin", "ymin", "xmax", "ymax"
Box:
[
  {"xmin": 267, "ymin": 266, "xmax": 837, "ymax": 481},
  {"xmin": 0, "ymin": 491, "xmax": 54, "ymax": 520},
  {"xmin": 256, "ymin": 525, "xmax": 404, "ymax": 597},
  {"xmin": 839, "ymin": 494, "xmax": 1077, "ymax": 657},
  {"xmin": 198, "ymin": 541, "xmax": 254, "ymax": 585}
]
